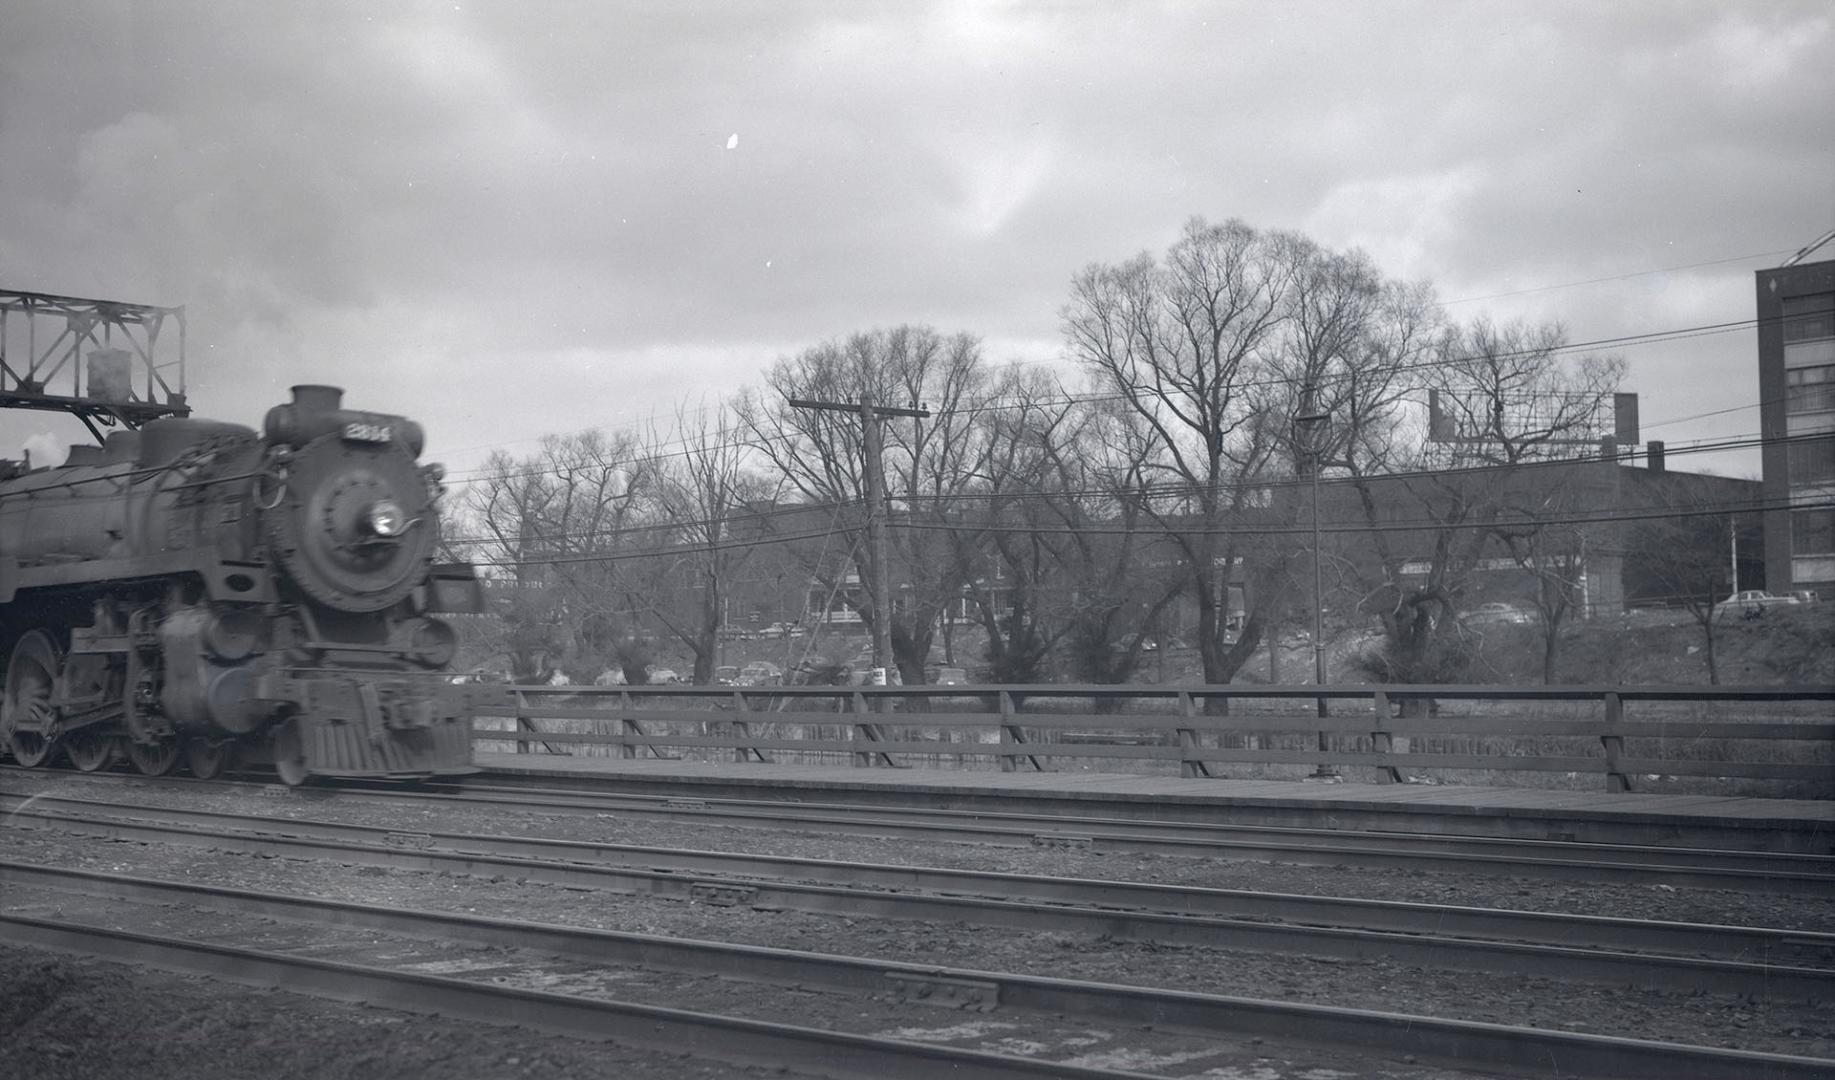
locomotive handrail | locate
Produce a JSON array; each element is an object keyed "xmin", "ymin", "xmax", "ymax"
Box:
[{"xmin": 470, "ymin": 682, "xmax": 1835, "ymax": 794}]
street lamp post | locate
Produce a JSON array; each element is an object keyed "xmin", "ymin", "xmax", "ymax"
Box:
[{"xmin": 1296, "ymin": 400, "xmax": 1336, "ymax": 780}]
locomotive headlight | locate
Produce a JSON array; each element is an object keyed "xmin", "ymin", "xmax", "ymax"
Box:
[{"xmin": 363, "ymin": 499, "xmax": 407, "ymax": 538}]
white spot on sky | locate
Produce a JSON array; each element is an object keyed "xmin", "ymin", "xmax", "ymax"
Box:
[{"xmin": 726, "ymin": 133, "xmax": 739, "ymax": 150}]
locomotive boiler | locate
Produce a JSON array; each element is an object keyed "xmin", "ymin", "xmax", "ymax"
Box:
[{"xmin": 0, "ymin": 385, "xmax": 481, "ymax": 783}]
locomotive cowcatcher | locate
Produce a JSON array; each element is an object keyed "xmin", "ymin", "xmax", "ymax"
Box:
[{"xmin": 0, "ymin": 384, "xmax": 482, "ymax": 783}]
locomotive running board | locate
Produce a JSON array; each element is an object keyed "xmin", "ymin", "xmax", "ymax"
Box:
[{"xmin": 3, "ymin": 551, "xmax": 276, "ymax": 602}]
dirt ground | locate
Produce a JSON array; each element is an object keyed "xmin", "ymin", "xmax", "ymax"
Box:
[{"xmin": 0, "ymin": 946, "xmax": 786, "ymax": 1080}]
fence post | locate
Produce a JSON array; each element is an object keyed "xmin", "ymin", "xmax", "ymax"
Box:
[
  {"xmin": 514, "ymin": 688, "xmax": 531, "ymax": 754},
  {"xmin": 1602, "ymin": 691, "xmax": 1630, "ymax": 792},
  {"xmin": 851, "ymin": 690, "xmax": 873, "ymax": 767},
  {"xmin": 513, "ymin": 688, "xmax": 565, "ymax": 755},
  {"xmin": 731, "ymin": 690, "xmax": 771, "ymax": 763},
  {"xmin": 847, "ymin": 689, "xmax": 904, "ymax": 768},
  {"xmin": 1370, "ymin": 689, "xmax": 1403, "ymax": 784},
  {"xmin": 997, "ymin": 691, "xmax": 1016, "ymax": 773},
  {"xmin": 995, "ymin": 690, "xmax": 1045, "ymax": 772},
  {"xmin": 1177, "ymin": 691, "xmax": 1210, "ymax": 778},
  {"xmin": 618, "ymin": 689, "xmax": 637, "ymax": 759}
]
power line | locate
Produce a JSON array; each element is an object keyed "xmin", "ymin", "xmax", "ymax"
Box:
[
  {"xmin": 435, "ymin": 309, "xmax": 1796, "ymax": 488},
  {"xmin": 462, "ymin": 490, "xmax": 1830, "ymax": 573},
  {"xmin": 440, "ymin": 428, "xmax": 1812, "ymax": 551},
  {"xmin": 426, "ymin": 243, "xmax": 1804, "ymax": 468},
  {"xmin": 1437, "ymin": 248, "xmax": 1798, "ymax": 306}
]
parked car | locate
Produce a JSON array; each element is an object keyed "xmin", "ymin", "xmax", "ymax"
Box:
[
  {"xmin": 1713, "ymin": 590, "xmax": 1801, "ymax": 621},
  {"xmin": 713, "ymin": 665, "xmax": 740, "ymax": 686},
  {"xmin": 738, "ymin": 661, "xmax": 783, "ymax": 686},
  {"xmin": 925, "ymin": 665, "xmax": 968, "ymax": 686},
  {"xmin": 1463, "ymin": 602, "xmax": 1533, "ymax": 626},
  {"xmin": 1788, "ymin": 589, "xmax": 1820, "ymax": 605},
  {"xmin": 645, "ymin": 667, "xmax": 683, "ymax": 685},
  {"xmin": 787, "ymin": 656, "xmax": 848, "ymax": 686}
]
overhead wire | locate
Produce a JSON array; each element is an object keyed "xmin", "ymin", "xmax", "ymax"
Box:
[
  {"xmin": 440, "ymin": 309, "xmax": 1789, "ymax": 490},
  {"xmin": 439, "ymin": 427, "xmax": 1820, "ymax": 552},
  {"xmin": 431, "ymin": 242, "xmax": 1807, "ymax": 469},
  {"xmin": 466, "ymin": 493, "xmax": 1832, "ymax": 571}
]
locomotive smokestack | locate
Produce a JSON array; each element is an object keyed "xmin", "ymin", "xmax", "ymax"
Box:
[
  {"xmin": 267, "ymin": 386, "xmax": 349, "ymax": 447},
  {"xmin": 290, "ymin": 385, "xmax": 345, "ymax": 414}
]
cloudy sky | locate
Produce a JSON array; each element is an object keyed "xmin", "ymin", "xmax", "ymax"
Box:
[{"xmin": 2, "ymin": 1, "xmax": 1830, "ymax": 482}]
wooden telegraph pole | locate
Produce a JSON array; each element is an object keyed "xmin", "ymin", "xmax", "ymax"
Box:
[{"xmin": 786, "ymin": 392, "xmax": 930, "ymax": 681}]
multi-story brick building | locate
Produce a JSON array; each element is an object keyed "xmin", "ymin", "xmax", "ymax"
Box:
[{"xmin": 1757, "ymin": 258, "xmax": 1835, "ymax": 595}]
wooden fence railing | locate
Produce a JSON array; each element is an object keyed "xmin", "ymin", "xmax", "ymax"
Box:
[{"xmin": 470, "ymin": 683, "xmax": 1835, "ymax": 793}]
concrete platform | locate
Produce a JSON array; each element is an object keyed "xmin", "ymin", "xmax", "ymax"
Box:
[{"xmin": 474, "ymin": 752, "xmax": 1835, "ymax": 854}]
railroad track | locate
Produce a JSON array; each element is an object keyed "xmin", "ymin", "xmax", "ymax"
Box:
[
  {"xmin": 6, "ymin": 860, "xmax": 1831, "ymax": 1080},
  {"xmin": 10, "ymin": 767, "xmax": 1830, "ymax": 893},
  {"xmin": 6, "ymin": 788, "xmax": 1831, "ymax": 1000}
]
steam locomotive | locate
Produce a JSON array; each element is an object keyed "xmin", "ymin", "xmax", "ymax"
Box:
[{"xmin": 0, "ymin": 385, "xmax": 481, "ymax": 783}]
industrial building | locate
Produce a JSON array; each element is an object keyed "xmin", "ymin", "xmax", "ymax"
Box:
[{"xmin": 1756, "ymin": 257, "xmax": 1835, "ymax": 595}]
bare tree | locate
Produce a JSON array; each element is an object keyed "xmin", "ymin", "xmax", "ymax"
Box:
[
  {"xmin": 737, "ymin": 326, "xmax": 987, "ymax": 684},
  {"xmin": 941, "ymin": 367, "xmax": 1180, "ymax": 683},
  {"xmin": 1492, "ymin": 512, "xmax": 1591, "ymax": 684},
  {"xmin": 1624, "ymin": 475, "xmax": 1741, "ymax": 683},
  {"xmin": 459, "ymin": 430, "xmax": 658, "ymax": 684},
  {"xmin": 948, "ymin": 366, "xmax": 1072, "ymax": 683},
  {"xmin": 1038, "ymin": 397, "xmax": 1187, "ymax": 684},
  {"xmin": 1064, "ymin": 217, "xmax": 1296, "ymax": 686},
  {"xmin": 629, "ymin": 400, "xmax": 779, "ymax": 683},
  {"xmin": 1263, "ymin": 241, "xmax": 1429, "ymax": 676},
  {"xmin": 1347, "ymin": 316, "xmax": 1626, "ymax": 686}
]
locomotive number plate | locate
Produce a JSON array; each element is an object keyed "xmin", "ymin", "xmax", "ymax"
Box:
[{"xmin": 341, "ymin": 421, "xmax": 393, "ymax": 444}]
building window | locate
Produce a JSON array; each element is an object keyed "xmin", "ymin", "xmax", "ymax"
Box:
[
  {"xmin": 1787, "ymin": 365, "xmax": 1835, "ymax": 414},
  {"xmin": 1792, "ymin": 508, "xmax": 1835, "ymax": 556},
  {"xmin": 1783, "ymin": 293, "xmax": 1835, "ymax": 343},
  {"xmin": 1786, "ymin": 434, "xmax": 1835, "ymax": 485}
]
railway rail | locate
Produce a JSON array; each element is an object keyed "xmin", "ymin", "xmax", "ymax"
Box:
[
  {"xmin": 6, "ymin": 788, "xmax": 1831, "ymax": 1000},
  {"xmin": 12, "ymin": 766, "xmax": 1828, "ymax": 893},
  {"xmin": 6, "ymin": 860, "xmax": 1831, "ymax": 1080}
]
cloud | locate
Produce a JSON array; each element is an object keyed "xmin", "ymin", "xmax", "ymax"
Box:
[
  {"xmin": 1, "ymin": 1, "xmax": 1829, "ymax": 484},
  {"xmin": 1305, "ymin": 167, "xmax": 1489, "ymax": 281}
]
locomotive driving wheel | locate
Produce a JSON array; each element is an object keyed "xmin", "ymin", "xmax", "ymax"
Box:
[
  {"xmin": 185, "ymin": 737, "xmax": 230, "ymax": 780},
  {"xmin": 4, "ymin": 630, "xmax": 62, "ymax": 769},
  {"xmin": 126, "ymin": 738, "xmax": 180, "ymax": 776},
  {"xmin": 62, "ymin": 728, "xmax": 117, "ymax": 772}
]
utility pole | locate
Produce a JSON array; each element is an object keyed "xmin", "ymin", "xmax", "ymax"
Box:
[
  {"xmin": 1295, "ymin": 389, "xmax": 1335, "ymax": 780},
  {"xmin": 786, "ymin": 392, "xmax": 930, "ymax": 681},
  {"xmin": 1728, "ymin": 514, "xmax": 1739, "ymax": 594}
]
